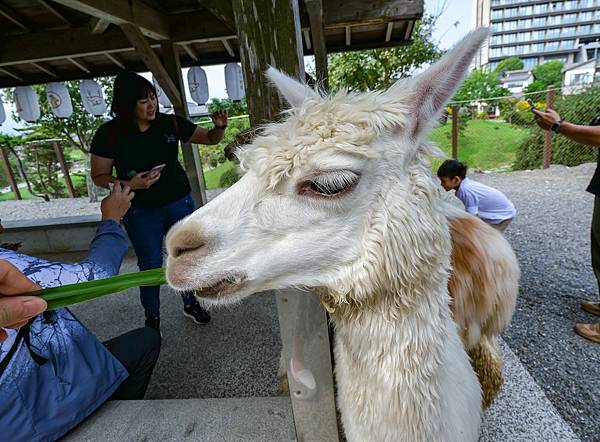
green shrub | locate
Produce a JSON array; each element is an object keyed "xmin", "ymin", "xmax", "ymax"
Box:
[{"xmin": 219, "ymin": 167, "xmax": 240, "ymax": 188}]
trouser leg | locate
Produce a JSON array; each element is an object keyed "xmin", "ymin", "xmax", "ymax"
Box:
[
  {"xmin": 105, "ymin": 327, "xmax": 162, "ymax": 400},
  {"xmin": 590, "ymin": 196, "xmax": 600, "ymax": 298}
]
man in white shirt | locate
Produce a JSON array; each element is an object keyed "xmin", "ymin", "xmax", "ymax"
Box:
[{"xmin": 437, "ymin": 159, "xmax": 516, "ymax": 232}]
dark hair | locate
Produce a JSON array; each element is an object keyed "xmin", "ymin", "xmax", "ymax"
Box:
[
  {"xmin": 111, "ymin": 71, "xmax": 157, "ymax": 133},
  {"xmin": 437, "ymin": 159, "xmax": 467, "ymax": 179}
]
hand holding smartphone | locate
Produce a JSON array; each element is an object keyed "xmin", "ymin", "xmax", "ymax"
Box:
[
  {"xmin": 145, "ymin": 164, "xmax": 166, "ymax": 178},
  {"xmin": 526, "ymin": 98, "xmax": 537, "ymax": 110}
]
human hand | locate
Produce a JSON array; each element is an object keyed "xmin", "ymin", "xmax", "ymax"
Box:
[
  {"xmin": 0, "ymin": 259, "xmax": 46, "ymax": 342},
  {"xmin": 129, "ymin": 171, "xmax": 161, "ymax": 190},
  {"xmin": 532, "ymin": 108, "xmax": 561, "ymax": 131},
  {"xmin": 211, "ymin": 110, "xmax": 228, "ymax": 128},
  {"xmin": 101, "ymin": 181, "xmax": 135, "ymax": 221}
]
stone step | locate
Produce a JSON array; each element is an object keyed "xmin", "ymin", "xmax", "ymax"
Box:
[{"xmin": 64, "ymin": 397, "xmax": 296, "ymax": 442}]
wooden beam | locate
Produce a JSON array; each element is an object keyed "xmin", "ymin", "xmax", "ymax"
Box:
[
  {"xmin": 38, "ymin": 0, "xmax": 72, "ymax": 26},
  {"xmin": 232, "ymin": 0, "xmax": 305, "ymax": 125},
  {"xmin": 221, "ymin": 39, "xmax": 235, "ymax": 58},
  {"xmin": 323, "ymin": 0, "xmax": 423, "ymax": 27},
  {"xmin": 161, "ymin": 41, "xmax": 207, "ymax": 207},
  {"xmin": 119, "ymin": 23, "xmax": 182, "ymax": 108},
  {"xmin": 201, "ymin": 0, "xmax": 236, "ymax": 31},
  {"xmin": 0, "ymin": 3, "xmax": 31, "ymax": 31},
  {"xmin": 0, "ymin": 147, "xmax": 22, "ymax": 200},
  {"xmin": 90, "ymin": 17, "xmax": 111, "ymax": 34},
  {"xmin": 345, "ymin": 26, "xmax": 351, "ymax": 46},
  {"xmin": 51, "ymin": 0, "xmax": 170, "ymax": 40},
  {"xmin": 385, "ymin": 22, "xmax": 393, "ymax": 42},
  {"xmin": 303, "ymin": 29, "xmax": 311, "ymax": 50},
  {"xmin": 181, "ymin": 43, "xmax": 198, "ymax": 61},
  {"xmin": 67, "ymin": 57, "xmax": 91, "ymax": 74},
  {"xmin": 404, "ymin": 20, "xmax": 414, "ymax": 40},
  {"xmin": 305, "ymin": 0, "xmax": 328, "ymax": 90},
  {"xmin": 53, "ymin": 141, "xmax": 75, "ymax": 198},
  {"xmin": 0, "ymin": 68, "xmax": 23, "ymax": 81},
  {"xmin": 0, "ymin": 13, "xmax": 234, "ymax": 67},
  {"xmin": 105, "ymin": 52, "xmax": 125, "ymax": 69},
  {"xmin": 30, "ymin": 62, "xmax": 57, "ymax": 77}
]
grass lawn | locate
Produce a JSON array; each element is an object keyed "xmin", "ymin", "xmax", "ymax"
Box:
[
  {"xmin": 0, "ymin": 173, "xmax": 87, "ymax": 201},
  {"xmin": 429, "ymin": 120, "xmax": 531, "ymax": 172}
]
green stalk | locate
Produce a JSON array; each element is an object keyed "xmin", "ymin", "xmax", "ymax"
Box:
[{"xmin": 26, "ymin": 268, "xmax": 167, "ymax": 311}]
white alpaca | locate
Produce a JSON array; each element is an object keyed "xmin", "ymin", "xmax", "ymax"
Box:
[{"xmin": 165, "ymin": 29, "xmax": 516, "ymax": 441}]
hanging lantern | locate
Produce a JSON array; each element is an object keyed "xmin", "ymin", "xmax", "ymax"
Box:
[
  {"xmin": 188, "ymin": 66, "xmax": 209, "ymax": 105},
  {"xmin": 152, "ymin": 76, "xmax": 172, "ymax": 108},
  {"xmin": 14, "ymin": 86, "xmax": 41, "ymax": 122},
  {"xmin": 224, "ymin": 63, "xmax": 245, "ymax": 101},
  {"xmin": 79, "ymin": 79, "xmax": 107, "ymax": 117},
  {"xmin": 0, "ymin": 93, "xmax": 5, "ymax": 125},
  {"xmin": 46, "ymin": 82, "xmax": 73, "ymax": 119}
]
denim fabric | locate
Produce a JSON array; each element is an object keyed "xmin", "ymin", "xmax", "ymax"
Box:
[{"xmin": 123, "ymin": 193, "xmax": 197, "ymax": 318}]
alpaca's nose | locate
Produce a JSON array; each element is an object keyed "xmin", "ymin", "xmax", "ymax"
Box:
[{"xmin": 167, "ymin": 227, "xmax": 208, "ymax": 259}]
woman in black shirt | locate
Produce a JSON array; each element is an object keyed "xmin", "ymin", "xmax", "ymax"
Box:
[{"xmin": 91, "ymin": 71, "xmax": 227, "ymax": 331}]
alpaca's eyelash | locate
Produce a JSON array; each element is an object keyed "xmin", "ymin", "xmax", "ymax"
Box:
[{"xmin": 299, "ymin": 170, "xmax": 360, "ymax": 198}]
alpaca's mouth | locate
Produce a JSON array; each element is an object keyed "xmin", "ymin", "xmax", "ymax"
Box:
[{"xmin": 194, "ymin": 273, "xmax": 246, "ymax": 299}]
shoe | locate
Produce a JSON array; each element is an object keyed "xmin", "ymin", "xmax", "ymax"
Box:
[
  {"xmin": 183, "ymin": 303, "xmax": 211, "ymax": 324},
  {"xmin": 581, "ymin": 300, "xmax": 600, "ymax": 317},
  {"xmin": 574, "ymin": 323, "xmax": 600, "ymax": 344},
  {"xmin": 290, "ymin": 357, "xmax": 317, "ymax": 391},
  {"xmin": 145, "ymin": 316, "xmax": 160, "ymax": 332}
]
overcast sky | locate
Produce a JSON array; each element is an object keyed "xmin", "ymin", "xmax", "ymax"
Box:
[{"xmin": 0, "ymin": 1, "xmax": 472, "ymax": 135}]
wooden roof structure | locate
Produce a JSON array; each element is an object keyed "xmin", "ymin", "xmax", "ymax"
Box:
[{"xmin": 0, "ymin": 0, "xmax": 423, "ymax": 88}]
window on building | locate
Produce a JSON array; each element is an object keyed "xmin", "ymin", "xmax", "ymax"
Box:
[
  {"xmin": 533, "ymin": 3, "xmax": 549, "ymax": 14},
  {"xmin": 564, "ymin": 13, "xmax": 577, "ymax": 22},
  {"xmin": 531, "ymin": 43, "xmax": 545, "ymax": 52},
  {"xmin": 505, "ymin": 46, "xmax": 517, "ymax": 56},
  {"xmin": 492, "ymin": 22, "xmax": 502, "ymax": 32},
  {"xmin": 522, "ymin": 57, "xmax": 538, "ymax": 69},
  {"xmin": 491, "ymin": 35, "xmax": 501, "ymax": 45},
  {"xmin": 532, "ymin": 30, "xmax": 545, "ymax": 40},
  {"xmin": 586, "ymin": 48, "xmax": 599, "ymax": 59},
  {"xmin": 547, "ymin": 15, "xmax": 561, "ymax": 25},
  {"xmin": 520, "ymin": 5, "xmax": 533, "ymax": 15},
  {"xmin": 532, "ymin": 17, "xmax": 546, "ymax": 27},
  {"xmin": 560, "ymin": 40, "xmax": 575, "ymax": 49},
  {"xmin": 518, "ymin": 31, "xmax": 532, "ymax": 42},
  {"xmin": 579, "ymin": 24, "xmax": 592, "ymax": 34},
  {"xmin": 562, "ymin": 27, "xmax": 576, "ymax": 36},
  {"xmin": 491, "ymin": 47, "xmax": 502, "ymax": 57},
  {"xmin": 491, "ymin": 9, "xmax": 503, "ymax": 20},
  {"xmin": 487, "ymin": 61, "xmax": 500, "ymax": 71},
  {"xmin": 505, "ymin": 20, "xmax": 518, "ymax": 31},
  {"xmin": 571, "ymin": 73, "xmax": 590, "ymax": 85},
  {"xmin": 579, "ymin": 0, "xmax": 593, "ymax": 7},
  {"xmin": 579, "ymin": 11, "xmax": 593, "ymax": 21},
  {"xmin": 546, "ymin": 28, "xmax": 560, "ymax": 38},
  {"xmin": 506, "ymin": 7, "xmax": 518, "ymax": 17},
  {"xmin": 546, "ymin": 41, "xmax": 560, "ymax": 51},
  {"xmin": 564, "ymin": 0, "xmax": 578, "ymax": 9},
  {"xmin": 519, "ymin": 18, "xmax": 532, "ymax": 28},
  {"xmin": 551, "ymin": 1, "xmax": 564, "ymax": 11},
  {"xmin": 505, "ymin": 33, "xmax": 517, "ymax": 43}
]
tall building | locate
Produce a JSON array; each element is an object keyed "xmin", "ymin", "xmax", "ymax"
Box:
[{"xmin": 473, "ymin": 0, "xmax": 600, "ymax": 71}]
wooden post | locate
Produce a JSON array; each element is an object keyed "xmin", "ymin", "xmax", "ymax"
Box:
[
  {"xmin": 0, "ymin": 146, "xmax": 21, "ymax": 200},
  {"xmin": 160, "ymin": 41, "xmax": 208, "ymax": 207},
  {"xmin": 53, "ymin": 141, "xmax": 75, "ymax": 198},
  {"xmin": 543, "ymin": 86, "xmax": 555, "ymax": 169},
  {"xmin": 232, "ymin": 0, "xmax": 305, "ymax": 125},
  {"xmin": 305, "ymin": 0, "xmax": 328, "ymax": 91},
  {"xmin": 451, "ymin": 105, "xmax": 458, "ymax": 159}
]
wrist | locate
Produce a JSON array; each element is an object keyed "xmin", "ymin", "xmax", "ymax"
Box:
[
  {"xmin": 213, "ymin": 124, "xmax": 227, "ymax": 129},
  {"xmin": 551, "ymin": 120, "xmax": 562, "ymax": 134}
]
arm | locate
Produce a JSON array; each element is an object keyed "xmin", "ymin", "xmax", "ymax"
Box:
[
  {"xmin": 459, "ymin": 192, "xmax": 479, "ymax": 216},
  {"xmin": 91, "ymin": 154, "xmax": 160, "ymax": 191},
  {"xmin": 187, "ymin": 110, "xmax": 229, "ymax": 145},
  {"xmin": 532, "ymin": 108, "xmax": 600, "ymax": 147}
]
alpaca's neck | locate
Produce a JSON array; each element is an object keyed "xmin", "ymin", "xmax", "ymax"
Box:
[{"xmin": 333, "ymin": 286, "xmax": 481, "ymax": 442}]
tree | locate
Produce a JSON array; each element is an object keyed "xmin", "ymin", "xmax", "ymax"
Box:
[
  {"xmin": 208, "ymin": 97, "xmax": 247, "ymax": 117},
  {"xmin": 453, "ymin": 68, "xmax": 511, "ymax": 101},
  {"xmin": 493, "ymin": 57, "xmax": 524, "ymax": 75},
  {"xmin": 327, "ymin": 15, "xmax": 442, "ymax": 92},
  {"xmin": 523, "ymin": 61, "xmax": 564, "ymax": 94},
  {"xmin": 6, "ymin": 78, "xmax": 113, "ymax": 201}
]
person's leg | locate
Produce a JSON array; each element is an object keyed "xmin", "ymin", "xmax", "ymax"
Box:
[
  {"xmin": 164, "ymin": 194, "xmax": 210, "ymax": 323},
  {"xmin": 490, "ymin": 218, "xmax": 511, "ymax": 232},
  {"xmin": 104, "ymin": 327, "xmax": 161, "ymax": 400},
  {"xmin": 123, "ymin": 207, "xmax": 166, "ymax": 320},
  {"xmin": 590, "ymin": 196, "xmax": 600, "ymax": 298}
]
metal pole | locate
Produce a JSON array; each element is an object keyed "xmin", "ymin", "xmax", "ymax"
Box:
[
  {"xmin": 0, "ymin": 146, "xmax": 22, "ymax": 200},
  {"xmin": 543, "ymin": 86, "xmax": 555, "ymax": 169},
  {"xmin": 451, "ymin": 105, "xmax": 458, "ymax": 159},
  {"xmin": 53, "ymin": 141, "xmax": 75, "ymax": 198}
]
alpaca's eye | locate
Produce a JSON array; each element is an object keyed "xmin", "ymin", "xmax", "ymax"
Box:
[{"xmin": 299, "ymin": 170, "xmax": 360, "ymax": 198}]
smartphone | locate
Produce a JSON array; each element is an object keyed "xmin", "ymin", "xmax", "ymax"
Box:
[
  {"xmin": 146, "ymin": 164, "xmax": 166, "ymax": 177},
  {"xmin": 526, "ymin": 98, "xmax": 537, "ymax": 110}
]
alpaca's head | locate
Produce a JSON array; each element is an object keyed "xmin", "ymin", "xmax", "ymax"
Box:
[{"xmin": 165, "ymin": 29, "xmax": 489, "ymax": 309}]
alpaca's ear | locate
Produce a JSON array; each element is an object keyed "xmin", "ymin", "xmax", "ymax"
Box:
[
  {"xmin": 266, "ymin": 67, "xmax": 318, "ymax": 108},
  {"xmin": 400, "ymin": 28, "xmax": 490, "ymax": 139}
]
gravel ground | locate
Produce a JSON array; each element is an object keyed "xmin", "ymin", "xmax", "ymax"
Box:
[{"xmin": 474, "ymin": 163, "xmax": 599, "ymax": 442}]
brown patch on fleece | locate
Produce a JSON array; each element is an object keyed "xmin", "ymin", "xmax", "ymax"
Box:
[{"xmin": 467, "ymin": 337, "xmax": 503, "ymax": 409}]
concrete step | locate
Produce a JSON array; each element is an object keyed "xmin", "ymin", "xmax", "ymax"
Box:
[{"xmin": 64, "ymin": 397, "xmax": 296, "ymax": 442}]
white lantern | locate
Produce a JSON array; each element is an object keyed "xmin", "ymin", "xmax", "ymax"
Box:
[
  {"xmin": 14, "ymin": 86, "xmax": 41, "ymax": 122},
  {"xmin": 0, "ymin": 93, "xmax": 5, "ymax": 125},
  {"xmin": 79, "ymin": 79, "xmax": 107, "ymax": 116},
  {"xmin": 188, "ymin": 66, "xmax": 209, "ymax": 105},
  {"xmin": 152, "ymin": 76, "xmax": 172, "ymax": 108},
  {"xmin": 225, "ymin": 63, "xmax": 245, "ymax": 101},
  {"xmin": 46, "ymin": 82, "xmax": 73, "ymax": 118}
]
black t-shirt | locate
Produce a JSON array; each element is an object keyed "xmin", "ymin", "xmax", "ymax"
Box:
[{"xmin": 91, "ymin": 114, "xmax": 197, "ymax": 208}]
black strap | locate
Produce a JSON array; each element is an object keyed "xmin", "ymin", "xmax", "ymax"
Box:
[
  {"xmin": 0, "ymin": 319, "xmax": 48, "ymax": 377},
  {"xmin": 0, "ymin": 325, "xmax": 27, "ymax": 376}
]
